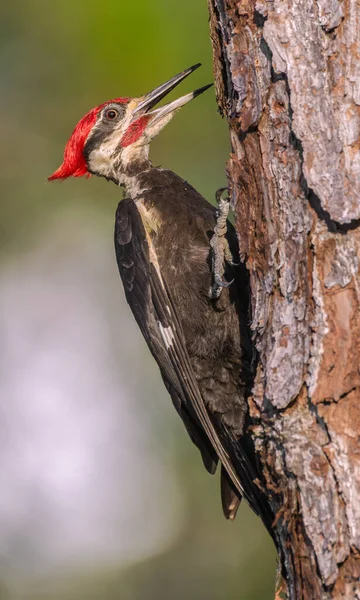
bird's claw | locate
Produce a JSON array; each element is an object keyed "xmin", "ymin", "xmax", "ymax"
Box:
[
  {"xmin": 209, "ymin": 187, "xmax": 237, "ymax": 300},
  {"xmin": 210, "ymin": 270, "xmax": 234, "ymax": 299},
  {"xmin": 214, "ymin": 275, "xmax": 234, "ymax": 289},
  {"xmin": 215, "ymin": 187, "xmax": 228, "ymax": 205}
]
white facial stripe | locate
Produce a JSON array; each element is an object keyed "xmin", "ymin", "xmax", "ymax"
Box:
[{"xmin": 87, "ymin": 131, "xmax": 120, "ymax": 177}]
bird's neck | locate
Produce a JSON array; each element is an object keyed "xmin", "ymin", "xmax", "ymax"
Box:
[
  {"xmin": 116, "ymin": 159, "xmax": 152, "ymax": 199},
  {"xmin": 110, "ymin": 143, "xmax": 154, "ymax": 198}
]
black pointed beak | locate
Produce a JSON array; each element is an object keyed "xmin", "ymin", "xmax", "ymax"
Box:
[{"xmin": 133, "ymin": 63, "xmax": 212, "ymax": 118}]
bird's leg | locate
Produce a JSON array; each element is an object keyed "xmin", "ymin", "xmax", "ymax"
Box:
[{"xmin": 209, "ymin": 187, "xmax": 237, "ymax": 299}]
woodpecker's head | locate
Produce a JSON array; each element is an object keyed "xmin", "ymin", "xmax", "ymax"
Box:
[{"xmin": 48, "ymin": 64, "xmax": 211, "ymax": 183}]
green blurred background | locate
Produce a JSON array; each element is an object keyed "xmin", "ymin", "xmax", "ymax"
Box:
[{"xmin": 0, "ymin": 1, "xmax": 275, "ymax": 598}]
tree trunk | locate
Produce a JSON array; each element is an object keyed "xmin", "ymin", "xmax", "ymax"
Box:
[{"xmin": 207, "ymin": 1, "xmax": 360, "ymax": 598}]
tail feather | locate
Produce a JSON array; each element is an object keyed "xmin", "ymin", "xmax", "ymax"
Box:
[{"xmin": 221, "ymin": 464, "xmax": 242, "ymax": 520}]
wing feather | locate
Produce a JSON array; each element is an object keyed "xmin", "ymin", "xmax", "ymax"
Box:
[{"xmin": 114, "ymin": 199, "xmax": 245, "ymax": 493}]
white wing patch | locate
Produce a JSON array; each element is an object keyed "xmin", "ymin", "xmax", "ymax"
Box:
[{"xmin": 158, "ymin": 322, "xmax": 175, "ymax": 349}]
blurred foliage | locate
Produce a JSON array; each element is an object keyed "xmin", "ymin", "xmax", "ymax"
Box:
[{"xmin": 0, "ymin": 1, "xmax": 276, "ymax": 598}]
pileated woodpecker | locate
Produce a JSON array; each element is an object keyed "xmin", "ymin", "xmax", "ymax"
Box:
[{"xmin": 49, "ymin": 64, "xmax": 272, "ymax": 532}]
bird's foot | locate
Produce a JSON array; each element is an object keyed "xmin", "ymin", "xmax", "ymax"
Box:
[{"xmin": 209, "ymin": 188, "xmax": 236, "ymax": 299}]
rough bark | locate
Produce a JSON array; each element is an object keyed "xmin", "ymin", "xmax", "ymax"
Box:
[{"xmin": 207, "ymin": 1, "xmax": 360, "ymax": 598}]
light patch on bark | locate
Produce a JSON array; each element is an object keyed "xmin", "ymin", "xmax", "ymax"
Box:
[
  {"xmin": 319, "ymin": 391, "xmax": 360, "ymax": 551},
  {"xmin": 283, "ymin": 406, "xmax": 349, "ymax": 584},
  {"xmin": 307, "ymin": 228, "xmax": 330, "ymax": 397},
  {"xmin": 266, "ymin": 299, "xmax": 308, "ymax": 408},
  {"xmin": 262, "ymin": 0, "xmax": 360, "ymax": 223},
  {"xmin": 323, "ymin": 237, "xmax": 359, "ymax": 289}
]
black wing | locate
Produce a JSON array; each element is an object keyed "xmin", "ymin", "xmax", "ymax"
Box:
[{"xmin": 114, "ymin": 198, "xmax": 246, "ymax": 496}]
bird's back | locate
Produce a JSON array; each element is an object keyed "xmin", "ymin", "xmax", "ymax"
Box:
[
  {"xmin": 115, "ymin": 167, "xmax": 272, "ymax": 530},
  {"xmin": 138, "ymin": 169, "xmax": 251, "ymax": 434}
]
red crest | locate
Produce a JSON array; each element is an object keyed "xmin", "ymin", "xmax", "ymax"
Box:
[{"xmin": 48, "ymin": 98, "xmax": 129, "ymax": 181}]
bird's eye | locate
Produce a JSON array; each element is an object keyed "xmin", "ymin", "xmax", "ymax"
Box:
[{"xmin": 105, "ymin": 108, "xmax": 119, "ymax": 121}]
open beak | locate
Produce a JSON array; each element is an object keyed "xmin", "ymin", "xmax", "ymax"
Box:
[{"xmin": 132, "ymin": 63, "xmax": 212, "ymax": 125}]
